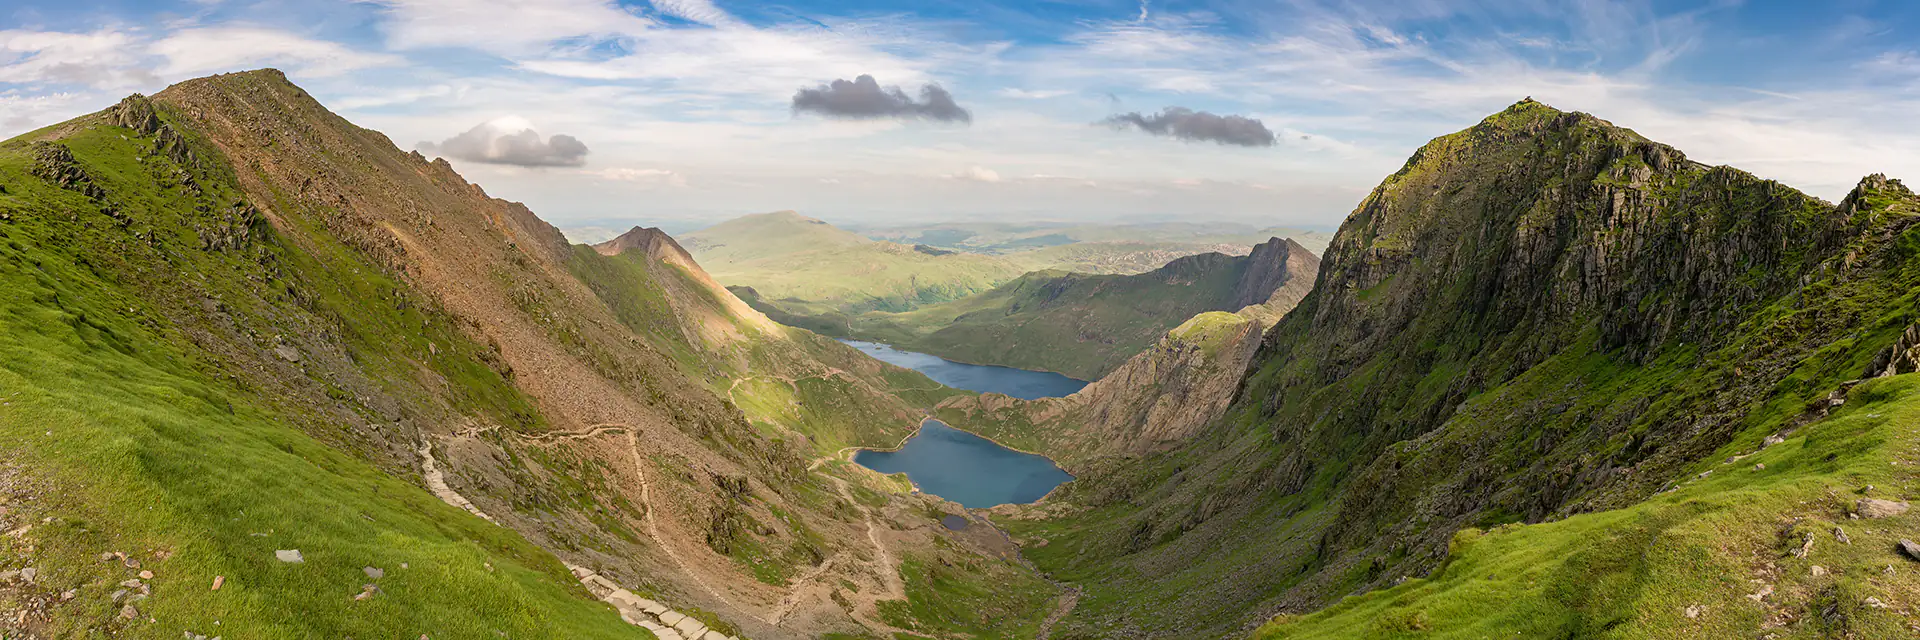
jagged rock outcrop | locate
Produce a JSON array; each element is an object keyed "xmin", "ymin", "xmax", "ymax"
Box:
[{"xmin": 1228, "ymin": 237, "xmax": 1318, "ymax": 313}]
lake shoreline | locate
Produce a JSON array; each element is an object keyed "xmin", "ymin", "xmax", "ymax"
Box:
[
  {"xmin": 836, "ymin": 339, "xmax": 1090, "ymax": 400},
  {"xmin": 851, "ymin": 417, "xmax": 1074, "ymax": 509}
]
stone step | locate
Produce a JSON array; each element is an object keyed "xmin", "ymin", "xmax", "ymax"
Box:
[{"xmin": 672, "ymin": 616, "xmax": 708, "ymax": 638}]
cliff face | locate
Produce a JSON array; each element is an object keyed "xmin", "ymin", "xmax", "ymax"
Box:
[
  {"xmin": 1228, "ymin": 236, "xmax": 1318, "ymax": 313},
  {"xmin": 1008, "ymin": 100, "xmax": 1920, "ymax": 638},
  {"xmin": 940, "ymin": 310, "xmax": 1267, "ymax": 467}
]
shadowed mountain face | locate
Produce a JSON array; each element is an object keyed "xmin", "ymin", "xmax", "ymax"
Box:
[
  {"xmin": 802, "ymin": 236, "xmax": 1319, "ymax": 380},
  {"xmin": 0, "ymin": 70, "xmax": 1058, "ymax": 639},
  {"xmin": 958, "ymin": 100, "xmax": 1920, "ymax": 638}
]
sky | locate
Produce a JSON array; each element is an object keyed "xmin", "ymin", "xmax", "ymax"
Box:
[{"xmin": 2, "ymin": 0, "xmax": 1918, "ymax": 230}]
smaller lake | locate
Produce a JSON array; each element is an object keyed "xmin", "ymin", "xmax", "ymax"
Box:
[
  {"xmin": 855, "ymin": 420, "xmax": 1073, "ymax": 508},
  {"xmin": 838, "ymin": 340, "xmax": 1088, "ymax": 400}
]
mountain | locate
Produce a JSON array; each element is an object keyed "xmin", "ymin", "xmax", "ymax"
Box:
[
  {"xmin": 847, "ymin": 237, "xmax": 1318, "ymax": 380},
  {"xmin": 963, "ymin": 99, "xmax": 1920, "ymax": 638},
  {"xmin": 862, "ymin": 221, "xmax": 1336, "ymax": 275},
  {"xmin": 0, "ymin": 70, "xmax": 1060, "ymax": 639},
  {"xmin": 938, "ymin": 308, "xmax": 1270, "ymax": 470},
  {"xmin": 682, "ymin": 211, "xmax": 1024, "ymax": 314}
]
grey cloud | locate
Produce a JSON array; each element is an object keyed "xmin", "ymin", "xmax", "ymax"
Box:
[
  {"xmin": 418, "ymin": 123, "xmax": 589, "ymax": 167},
  {"xmin": 1103, "ymin": 107, "xmax": 1277, "ymax": 147},
  {"xmin": 791, "ymin": 75, "xmax": 972, "ymax": 124}
]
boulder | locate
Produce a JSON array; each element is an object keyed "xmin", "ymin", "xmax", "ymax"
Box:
[
  {"xmin": 275, "ymin": 549, "xmax": 304, "ymax": 563},
  {"xmin": 1857, "ymin": 498, "xmax": 1910, "ymax": 519},
  {"xmin": 1899, "ymin": 539, "xmax": 1920, "ymax": 562}
]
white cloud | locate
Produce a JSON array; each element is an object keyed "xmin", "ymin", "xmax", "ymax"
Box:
[
  {"xmin": 588, "ymin": 167, "xmax": 688, "ymax": 186},
  {"xmin": 0, "ymin": 90, "xmax": 90, "ymax": 136},
  {"xmin": 996, "ymin": 88, "xmax": 1071, "ymax": 99},
  {"xmin": 152, "ymin": 27, "xmax": 403, "ymax": 77},
  {"xmin": 0, "ymin": 29, "xmax": 153, "ymax": 88},
  {"xmin": 650, "ymin": 0, "xmax": 740, "ymax": 28},
  {"xmin": 951, "ymin": 165, "xmax": 1001, "ymax": 182},
  {"xmin": 363, "ymin": 0, "xmax": 655, "ymax": 54}
]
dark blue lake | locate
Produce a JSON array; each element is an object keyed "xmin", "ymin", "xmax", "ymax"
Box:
[
  {"xmin": 855, "ymin": 420, "xmax": 1073, "ymax": 508},
  {"xmin": 837, "ymin": 340, "xmax": 1089, "ymax": 400}
]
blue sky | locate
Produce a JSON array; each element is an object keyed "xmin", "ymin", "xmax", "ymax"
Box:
[{"xmin": 3, "ymin": 0, "xmax": 1917, "ymax": 231}]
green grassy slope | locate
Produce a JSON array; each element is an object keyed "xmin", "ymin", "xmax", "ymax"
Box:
[
  {"xmin": 1259, "ymin": 374, "xmax": 1920, "ymax": 638},
  {"xmin": 683, "ymin": 211, "xmax": 1023, "ymax": 314},
  {"xmin": 565, "ymin": 233, "xmax": 970, "ymax": 455},
  {"xmin": 0, "ymin": 99, "xmax": 643, "ymax": 637},
  {"xmin": 983, "ymin": 100, "xmax": 1920, "ymax": 638}
]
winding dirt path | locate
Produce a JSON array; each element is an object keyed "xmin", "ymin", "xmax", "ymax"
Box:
[
  {"xmin": 435, "ymin": 424, "xmax": 749, "ymax": 618},
  {"xmin": 427, "ymin": 413, "xmax": 941, "ymax": 637},
  {"xmin": 1036, "ymin": 585, "xmax": 1082, "ymax": 639},
  {"xmin": 417, "ymin": 441, "xmax": 496, "ymax": 523}
]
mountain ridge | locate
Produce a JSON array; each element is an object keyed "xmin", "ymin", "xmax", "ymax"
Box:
[
  {"xmin": 0, "ymin": 69, "xmax": 1060, "ymax": 639},
  {"xmin": 969, "ymin": 98, "xmax": 1920, "ymax": 638}
]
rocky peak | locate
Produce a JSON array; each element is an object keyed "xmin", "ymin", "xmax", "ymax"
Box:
[
  {"xmin": 1229, "ymin": 236, "xmax": 1318, "ymax": 310},
  {"xmin": 593, "ymin": 226, "xmax": 697, "ymax": 268}
]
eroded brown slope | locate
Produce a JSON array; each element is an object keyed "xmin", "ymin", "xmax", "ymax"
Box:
[{"xmin": 142, "ymin": 70, "xmax": 1042, "ymax": 638}]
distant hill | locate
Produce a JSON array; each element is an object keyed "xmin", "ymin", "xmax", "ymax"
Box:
[
  {"xmin": 846, "ymin": 237, "xmax": 1319, "ymax": 380},
  {"xmin": 863, "ymin": 220, "xmax": 1335, "ymax": 275},
  {"xmin": 682, "ymin": 211, "xmax": 1024, "ymax": 313}
]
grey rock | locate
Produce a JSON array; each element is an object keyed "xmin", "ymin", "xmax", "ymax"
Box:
[
  {"xmin": 1857, "ymin": 498, "xmax": 1910, "ymax": 518},
  {"xmin": 275, "ymin": 549, "xmax": 304, "ymax": 563},
  {"xmin": 672, "ymin": 617, "xmax": 707, "ymax": 638},
  {"xmin": 18, "ymin": 567, "xmax": 35, "ymax": 582},
  {"xmin": 274, "ymin": 345, "xmax": 300, "ymax": 362},
  {"xmin": 1899, "ymin": 539, "xmax": 1920, "ymax": 562}
]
